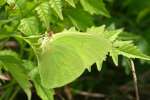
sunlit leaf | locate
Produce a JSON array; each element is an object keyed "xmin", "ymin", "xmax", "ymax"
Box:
[
  {"xmin": 18, "ymin": 17, "xmax": 39, "ymax": 36},
  {"xmin": 115, "ymin": 42, "xmax": 150, "ymax": 60},
  {"xmin": 35, "ymin": 2, "xmax": 51, "ymax": 29},
  {"xmin": 49, "ymin": 0, "xmax": 63, "ymax": 20},
  {"xmin": 65, "ymin": 0, "xmax": 75, "ymax": 7}
]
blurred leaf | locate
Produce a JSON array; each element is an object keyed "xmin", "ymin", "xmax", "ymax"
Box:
[
  {"xmin": 6, "ymin": 0, "xmax": 15, "ymax": 5},
  {"xmin": 66, "ymin": 8, "xmax": 93, "ymax": 30},
  {"xmin": 34, "ymin": 79, "xmax": 54, "ymax": 100},
  {"xmin": 18, "ymin": 17, "xmax": 39, "ymax": 36},
  {"xmin": 22, "ymin": 60, "xmax": 35, "ymax": 71},
  {"xmin": 0, "ymin": 55, "xmax": 31, "ymax": 100},
  {"xmin": 122, "ymin": 57, "xmax": 131, "ymax": 75},
  {"xmin": 35, "ymin": 2, "xmax": 51, "ymax": 29},
  {"xmin": 0, "ymin": 50, "xmax": 19, "ymax": 58},
  {"xmin": 49, "ymin": 0, "xmax": 63, "ymax": 20},
  {"xmin": 80, "ymin": 0, "xmax": 110, "ymax": 17},
  {"xmin": 118, "ymin": 32, "xmax": 141, "ymax": 41},
  {"xmin": 137, "ymin": 7, "xmax": 150, "ymax": 22},
  {"xmin": 125, "ymin": 0, "xmax": 150, "ymax": 12},
  {"xmin": 30, "ymin": 68, "xmax": 54, "ymax": 100},
  {"xmin": 0, "ymin": 0, "xmax": 6, "ymax": 6},
  {"xmin": 65, "ymin": 0, "xmax": 75, "ymax": 7}
]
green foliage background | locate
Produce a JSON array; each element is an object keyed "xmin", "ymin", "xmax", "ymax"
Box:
[{"xmin": 0, "ymin": 0, "xmax": 150, "ymax": 100}]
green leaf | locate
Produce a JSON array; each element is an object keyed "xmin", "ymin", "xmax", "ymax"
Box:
[
  {"xmin": 49, "ymin": 0, "xmax": 63, "ymax": 20},
  {"xmin": 87, "ymin": 25, "xmax": 123, "ymax": 42},
  {"xmin": 35, "ymin": 2, "xmax": 51, "ymax": 29},
  {"xmin": 18, "ymin": 17, "xmax": 39, "ymax": 36},
  {"xmin": 137, "ymin": 7, "xmax": 150, "ymax": 22},
  {"xmin": 65, "ymin": 0, "xmax": 75, "ymax": 7},
  {"xmin": 80, "ymin": 0, "xmax": 110, "ymax": 17},
  {"xmin": 110, "ymin": 39, "xmax": 150, "ymax": 65},
  {"xmin": 110, "ymin": 48, "xmax": 119, "ymax": 66},
  {"xmin": 0, "ymin": 0, "xmax": 6, "ymax": 6},
  {"xmin": 104, "ymin": 28, "xmax": 123, "ymax": 42},
  {"xmin": 0, "ymin": 55, "xmax": 31, "ymax": 100},
  {"xmin": 116, "ymin": 42, "xmax": 150, "ymax": 60},
  {"xmin": 0, "ymin": 50, "xmax": 19, "ymax": 59},
  {"xmin": 87, "ymin": 25, "xmax": 106, "ymax": 35},
  {"xmin": 66, "ymin": 8, "xmax": 93, "ymax": 30},
  {"xmin": 34, "ymin": 80, "xmax": 54, "ymax": 100},
  {"xmin": 6, "ymin": 0, "xmax": 15, "ymax": 6},
  {"xmin": 39, "ymin": 29, "xmax": 111, "ymax": 88},
  {"xmin": 30, "ymin": 68, "xmax": 54, "ymax": 100},
  {"xmin": 113, "ymin": 40, "xmax": 133, "ymax": 47}
]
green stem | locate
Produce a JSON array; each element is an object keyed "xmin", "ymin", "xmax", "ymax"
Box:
[
  {"xmin": 2, "ymin": 80, "xmax": 15, "ymax": 89},
  {"xmin": 9, "ymin": 86, "xmax": 20, "ymax": 100}
]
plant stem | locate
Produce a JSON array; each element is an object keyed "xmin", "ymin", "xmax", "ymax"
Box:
[
  {"xmin": 72, "ymin": 88, "xmax": 105, "ymax": 98},
  {"xmin": 9, "ymin": 86, "xmax": 20, "ymax": 100},
  {"xmin": 2, "ymin": 80, "xmax": 15, "ymax": 89},
  {"xmin": 130, "ymin": 59, "xmax": 140, "ymax": 100}
]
